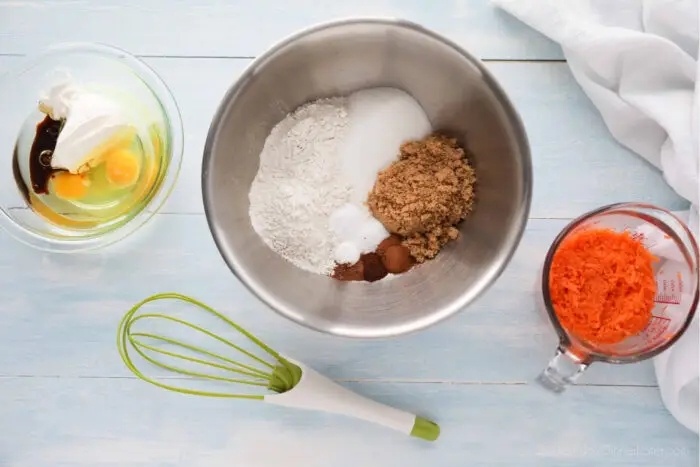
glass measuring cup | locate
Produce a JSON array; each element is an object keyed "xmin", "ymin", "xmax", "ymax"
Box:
[{"xmin": 538, "ymin": 203, "xmax": 699, "ymax": 392}]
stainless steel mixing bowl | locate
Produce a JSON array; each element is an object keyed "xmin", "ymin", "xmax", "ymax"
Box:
[{"xmin": 203, "ymin": 18, "xmax": 532, "ymax": 338}]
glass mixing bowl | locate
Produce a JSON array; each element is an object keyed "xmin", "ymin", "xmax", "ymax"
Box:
[{"xmin": 0, "ymin": 43, "xmax": 183, "ymax": 251}]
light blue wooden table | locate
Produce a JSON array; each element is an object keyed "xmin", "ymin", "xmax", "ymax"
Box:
[{"xmin": 0, "ymin": 2, "xmax": 698, "ymax": 466}]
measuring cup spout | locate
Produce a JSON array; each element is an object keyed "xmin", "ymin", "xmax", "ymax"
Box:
[{"xmin": 537, "ymin": 346, "xmax": 590, "ymax": 393}]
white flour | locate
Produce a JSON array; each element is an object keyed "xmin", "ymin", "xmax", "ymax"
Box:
[{"xmin": 249, "ymin": 98, "xmax": 351, "ymax": 275}]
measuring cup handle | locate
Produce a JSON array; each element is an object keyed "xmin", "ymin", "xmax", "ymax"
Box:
[{"xmin": 537, "ymin": 346, "xmax": 590, "ymax": 393}]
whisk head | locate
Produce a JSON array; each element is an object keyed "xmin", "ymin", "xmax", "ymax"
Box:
[{"xmin": 117, "ymin": 293, "xmax": 302, "ymax": 398}]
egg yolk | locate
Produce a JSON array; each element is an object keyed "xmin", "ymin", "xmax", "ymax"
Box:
[
  {"xmin": 105, "ymin": 149, "xmax": 140, "ymax": 187},
  {"xmin": 52, "ymin": 172, "xmax": 90, "ymax": 200}
]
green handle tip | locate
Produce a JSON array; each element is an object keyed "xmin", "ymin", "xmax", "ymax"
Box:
[{"xmin": 410, "ymin": 416, "xmax": 440, "ymax": 441}]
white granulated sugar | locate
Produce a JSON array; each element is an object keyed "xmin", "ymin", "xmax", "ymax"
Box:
[
  {"xmin": 341, "ymin": 87, "xmax": 431, "ymax": 204},
  {"xmin": 249, "ymin": 98, "xmax": 351, "ymax": 275}
]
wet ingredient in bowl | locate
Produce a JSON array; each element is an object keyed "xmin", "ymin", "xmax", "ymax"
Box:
[{"xmin": 13, "ymin": 79, "xmax": 163, "ymax": 229}]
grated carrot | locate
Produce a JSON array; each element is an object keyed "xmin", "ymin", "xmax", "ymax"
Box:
[{"xmin": 549, "ymin": 228, "xmax": 658, "ymax": 345}]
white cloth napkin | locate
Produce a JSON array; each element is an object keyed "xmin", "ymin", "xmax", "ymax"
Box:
[{"xmin": 492, "ymin": 0, "xmax": 700, "ymax": 433}]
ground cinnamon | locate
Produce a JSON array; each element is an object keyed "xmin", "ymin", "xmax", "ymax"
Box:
[
  {"xmin": 332, "ymin": 261, "xmax": 365, "ymax": 281},
  {"xmin": 332, "ymin": 235, "xmax": 413, "ymax": 282},
  {"xmin": 549, "ymin": 229, "xmax": 658, "ymax": 345}
]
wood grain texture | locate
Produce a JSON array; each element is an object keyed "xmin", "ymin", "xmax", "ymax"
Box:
[
  {"xmin": 0, "ymin": 1, "xmax": 697, "ymax": 465},
  {"xmin": 0, "ymin": 216, "xmax": 659, "ymax": 386},
  {"xmin": 0, "ymin": 56, "xmax": 687, "ymax": 217},
  {"xmin": 0, "ymin": 0, "xmax": 563, "ymax": 59},
  {"xmin": 0, "ymin": 378, "xmax": 697, "ymax": 467}
]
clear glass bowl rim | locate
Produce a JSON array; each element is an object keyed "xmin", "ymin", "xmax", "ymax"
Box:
[{"xmin": 0, "ymin": 42, "xmax": 184, "ymax": 252}]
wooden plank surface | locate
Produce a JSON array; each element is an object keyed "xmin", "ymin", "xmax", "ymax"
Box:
[
  {"xmin": 1, "ymin": 378, "xmax": 696, "ymax": 467},
  {"xmin": 0, "ymin": 0, "xmax": 697, "ymax": 466},
  {"xmin": 0, "ymin": 0, "xmax": 563, "ymax": 60},
  {"xmin": 0, "ymin": 217, "xmax": 659, "ymax": 386}
]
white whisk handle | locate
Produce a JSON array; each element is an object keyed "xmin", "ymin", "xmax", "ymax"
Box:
[{"xmin": 264, "ymin": 360, "xmax": 439, "ymax": 441}]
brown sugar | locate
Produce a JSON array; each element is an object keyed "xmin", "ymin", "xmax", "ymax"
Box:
[
  {"xmin": 367, "ymin": 134, "xmax": 476, "ymax": 262},
  {"xmin": 403, "ymin": 226, "xmax": 460, "ymax": 263}
]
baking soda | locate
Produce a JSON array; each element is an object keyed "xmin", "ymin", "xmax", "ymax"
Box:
[{"xmin": 329, "ymin": 203, "xmax": 388, "ymax": 264}]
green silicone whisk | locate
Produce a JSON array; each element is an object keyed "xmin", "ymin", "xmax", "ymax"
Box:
[{"xmin": 117, "ymin": 292, "xmax": 440, "ymax": 441}]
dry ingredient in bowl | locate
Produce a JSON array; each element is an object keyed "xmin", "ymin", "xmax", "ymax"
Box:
[
  {"xmin": 330, "ymin": 203, "xmax": 389, "ymax": 265},
  {"xmin": 549, "ymin": 228, "xmax": 658, "ymax": 345},
  {"xmin": 330, "ymin": 88, "xmax": 431, "ymax": 265},
  {"xmin": 368, "ymin": 134, "xmax": 477, "ymax": 262},
  {"xmin": 249, "ymin": 98, "xmax": 350, "ymax": 275},
  {"xmin": 332, "ymin": 234, "xmax": 414, "ymax": 282},
  {"xmin": 249, "ymin": 87, "xmax": 432, "ymax": 279},
  {"xmin": 340, "ymin": 88, "xmax": 431, "ymax": 205}
]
